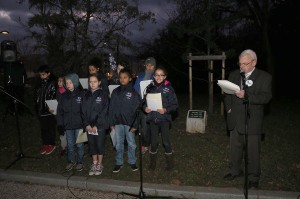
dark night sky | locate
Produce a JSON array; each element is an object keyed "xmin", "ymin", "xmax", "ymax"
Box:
[{"xmin": 0, "ymin": 0, "xmax": 175, "ymax": 43}]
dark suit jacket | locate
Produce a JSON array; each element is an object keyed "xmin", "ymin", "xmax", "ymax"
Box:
[{"xmin": 224, "ymin": 68, "xmax": 272, "ymax": 135}]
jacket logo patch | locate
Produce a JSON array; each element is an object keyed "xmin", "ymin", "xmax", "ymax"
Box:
[
  {"xmin": 126, "ymin": 92, "xmax": 132, "ymax": 99},
  {"xmin": 96, "ymin": 96, "xmax": 102, "ymax": 103},
  {"xmin": 163, "ymin": 87, "xmax": 170, "ymax": 94},
  {"xmin": 76, "ymin": 97, "xmax": 81, "ymax": 103}
]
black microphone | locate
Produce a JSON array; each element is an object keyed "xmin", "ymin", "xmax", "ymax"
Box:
[
  {"xmin": 240, "ymin": 70, "xmax": 245, "ymax": 79},
  {"xmin": 145, "ymin": 81, "xmax": 154, "ymax": 93},
  {"xmin": 240, "ymin": 70, "xmax": 247, "ymax": 88},
  {"xmin": 146, "ymin": 81, "xmax": 154, "ymax": 89}
]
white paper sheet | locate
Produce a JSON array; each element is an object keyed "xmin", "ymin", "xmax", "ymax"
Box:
[
  {"xmin": 140, "ymin": 80, "xmax": 152, "ymax": 99},
  {"xmin": 79, "ymin": 78, "xmax": 88, "ymax": 89},
  {"xmin": 146, "ymin": 93, "xmax": 163, "ymax": 111},
  {"xmin": 110, "ymin": 128, "xmax": 116, "ymax": 147},
  {"xmin": 108, "ymin": 85, "xmax": 120, "ymax": 95},
  {"xmin": 217, "ymin": 80, "xmax": 240, "ymax": 94},
  {"xmin": 88, "ymin": 129, "xmax": 98, "ymax": 135},
  {"xmin": 45, "ymin": 100, "xmax": 58, "ymax": 115}
]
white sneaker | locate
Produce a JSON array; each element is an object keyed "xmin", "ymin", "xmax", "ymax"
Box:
[
  {"xmin": 95, "ymin": 163, "xmax": 103, "ymax": 175},
  {"xmin": 89, "ymin": 163, "xmax": 97, "ymax": 176}
]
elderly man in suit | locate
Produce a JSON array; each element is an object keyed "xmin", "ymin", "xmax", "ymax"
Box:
[{"xmin": 223, "ymin": 49, "xmax": 272, "ymax": 189}]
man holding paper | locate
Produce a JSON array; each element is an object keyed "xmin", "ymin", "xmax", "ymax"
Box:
[
  {"xmin": 223, "ymin": 49, "xmax": 272, "ymax": 189},
  {"xmin": 144, "ymin": 66, "xmax": 178, "ymax": 171}
]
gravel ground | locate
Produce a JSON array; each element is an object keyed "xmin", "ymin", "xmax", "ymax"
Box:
[{"xmin": 0, "ymin": 180, "xmax": 135, "ymax": 199}]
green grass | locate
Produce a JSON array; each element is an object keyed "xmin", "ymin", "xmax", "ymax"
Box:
[{"xmin": 0, "ymin": 83, "xmax": 299, "ymax": 192}]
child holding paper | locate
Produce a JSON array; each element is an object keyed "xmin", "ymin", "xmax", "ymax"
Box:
[
  {"xmin": 36, "ymin": 65, "xmax": 57, "ymax": 155},
  {"xmin": 109, "ymin": 68, "xmax": 141, "ymax": 173},
  {"xmin": 81, "ymin": 74, "xmax": 109, "ymax": 175},
  {"xmin": 144, "ymin": 66, "xmax": 179, "ymax": 171},
  {"xmin": 56, "ymin": 73, "xmax": 85, "ymax": 172}
]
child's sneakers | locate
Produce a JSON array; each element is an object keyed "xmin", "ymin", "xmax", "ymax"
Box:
[
  {"xmin": 130, "ymin": 164, "xmax": 138, "ymax": 172},
  {"xmin": 141, "ymin": 146, "xmax": 149, "ymax": 154},
  {"xmin": 44, "ymin": 145, "xmax": 56, "ymax": 155},
  {"xmin": 39, "ymin": 145, "xmax": 47, "ymax": 154},
  {"xmin": 89, "ymin": 163, "xmax": 97, "ymax": 175},
  {"xmin": 89, "ymin": 163, "xmax": 103, "ymax": 175},
  {"xmin": 75, "ymin": 163, "xmax": 83, "ymax": 171},
  {"xmin": 65, "ymin": 162, "xmax": 76, "ymax": 171},
  {"xmin": 112, "ymin": 165, "xmax": 123, "ymax": 173},
  {"xmin": 95, "ymin": 163, "xmax": 104, "ymax": 175}
]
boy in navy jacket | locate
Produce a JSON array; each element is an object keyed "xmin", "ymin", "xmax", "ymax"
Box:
[{"xmin": 109, "ymin": 68, "xmax": 141, "ymax": 173}]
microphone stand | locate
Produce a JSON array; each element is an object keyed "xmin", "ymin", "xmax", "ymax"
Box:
[
  {"xmin": 241, "ymin": 76, "xmax": 250, "ymax": 199},
  {"xmin": 121, "ymin": 85, "xmax": 171, "ymax": 199},
  {"xmin": 0, "ymin": 86, "xmax": 41, "ymax": 170}
]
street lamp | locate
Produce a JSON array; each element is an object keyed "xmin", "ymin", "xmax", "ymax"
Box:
[{"xmin": 0, "ymin": 30, "xmax": 9, "ymax": 35}]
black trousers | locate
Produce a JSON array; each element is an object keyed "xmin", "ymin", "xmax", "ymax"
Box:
[
  {"xmin": 39, "ymin": 115, "xmax": 56, "ymax": 146},
  {"xmin": 229, "ymin": 128, "xmax": 261, "ymax": 182},
  {"xmin": 149, "ymin": 121, "xmax": 172, "ymax": 154},
  {"xmin": 139, "ymin": 111, "xmax": 150, "ymax": 147},
  {"xmin": 88, "ymin": 129, "xmax": 106, "ymax": 155}
]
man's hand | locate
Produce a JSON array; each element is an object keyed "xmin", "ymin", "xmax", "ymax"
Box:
[
  {"xmin": 145, "ymin": 107, "xmax": 152, "ymax": 113},
  {"xmin": 235, "ymin": 90, "xmax": 245, "ymax": 99},
  {"xmin": 157, "ymin": 108, "xmax": 166, "ymax": 114}
]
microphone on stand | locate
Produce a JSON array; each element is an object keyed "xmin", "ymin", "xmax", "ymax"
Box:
[
  {"xmin": 240, "ymin": 70, "xmax": 246, "ymax": 89},
  {"xmin": 240, "ymin": 70, "xmax": 246, "ymax": 79},
  {"xmin": 146, "ymin": 81, "xmax": 154, "ymax": 89},
  {"xmin": 143, "ymin": 81, "xmax": 155, "ymax": 96}
]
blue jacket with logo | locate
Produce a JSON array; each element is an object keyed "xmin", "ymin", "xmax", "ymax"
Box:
[
  {"xmin": 109, "ymin": 83, "xmax": 141, "ymax": 129},
  {"xmin": 56, "ymin": 88, "xmax": 83, "ymax": 130},
  {"xmin": 81, "ymin": 88, "xmax": 109, "ymax": 131},
  {"xmin": 146, "ymin": 80, "xmax": 178, "ymax": 123}
]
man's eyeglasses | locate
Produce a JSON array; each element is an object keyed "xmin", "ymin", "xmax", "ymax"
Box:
[
  {"xmin": 154, "ymin": 74, "xmax": 166, "ymax": 77},
  {"xmin": 238, "ymin": 60, "xmax": 253, "ymax": 66}
]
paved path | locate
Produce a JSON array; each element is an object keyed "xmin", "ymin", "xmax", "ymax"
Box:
[
  {"xmin": 0, "ymin": 169, "xmax": 299, "ymax": 199},
  {"xmin": 0, "ymin": 180, "xmax": 132, "ymax": 199}
]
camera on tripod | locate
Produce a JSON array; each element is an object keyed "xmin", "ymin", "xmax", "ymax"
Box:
[
  {"xmin": 1, "ymin": 40, "xmax": 26, "ymax": 116},
  {"xmin": 1, "ymin": 40, "xmax": 17, "ymax": 63}
]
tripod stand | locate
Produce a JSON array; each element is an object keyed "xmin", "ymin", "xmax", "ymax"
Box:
[
  {"xmin": 121, "ymin": 85, "xmax": 171, "ymax": 199},
  {"xmin": 0, "ymin": 86, "xmax": 40, "ymax": 170}
]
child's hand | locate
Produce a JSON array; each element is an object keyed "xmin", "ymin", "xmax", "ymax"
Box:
[
  {"xmin": 86, "ymin": 125, "xmax": 92, "ymax": 132},
  {"xmin": 91, "ymin": 126, "xmax": 97, "ymax": 133},
  {"xmin": 130, "ymin": 128, "xmax": 137, "ymax": 133},
  {"xmin": 157, "ymin": 108, "xmax": 166, "ymax": 114},
  {"xmin": 111, "ymin": 126, "xmax": 115, "ymax": 130},
  {"xmin": 145, "ymin": 107, "xmax": 152, "ymax": 113},
  {"xmin": 49, "ymin": 109, "xmax": 54, "ymax": 113}
]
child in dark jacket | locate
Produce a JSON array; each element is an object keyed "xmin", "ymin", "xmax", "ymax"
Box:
[
  {"xmin": 35, "ymin": 65, "xmax": 57, "ymax": 155},
  {"xmin": 56, "ymin": 76, "xmax": 67, "ymax": 156},
  {"xmin": 109, "ymin": 68, "xmax": 141, "ymax": 173},
  {"xmin": 57, "ymin": 73, "xmax": 85, "ymax": 172},
  {"xmin": 88, "ymin": 57, "xmax": 109, "ymax": 96},
  {"xmin": 81, "ymin": 74, "xmax": 109, "ymax": 175},
  {"xmin": 144, "ymin": 66, "xmax": 179, "ymax": 171}
]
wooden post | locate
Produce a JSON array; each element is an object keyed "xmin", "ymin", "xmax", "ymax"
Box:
[
  {"xmin": 208, "ymin": 60, "xmax": 213, "ymax": 114},
  {"xmin": 221, "ymin": 51, "xmax": 225, "ymax": 115},
  {"xmin": 189, "ymin": 53, "xmax": 193, "ymax": 109},
  {"xmin": 187, "ymin": 53, "xmax": 226, "ymax": 114}
]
